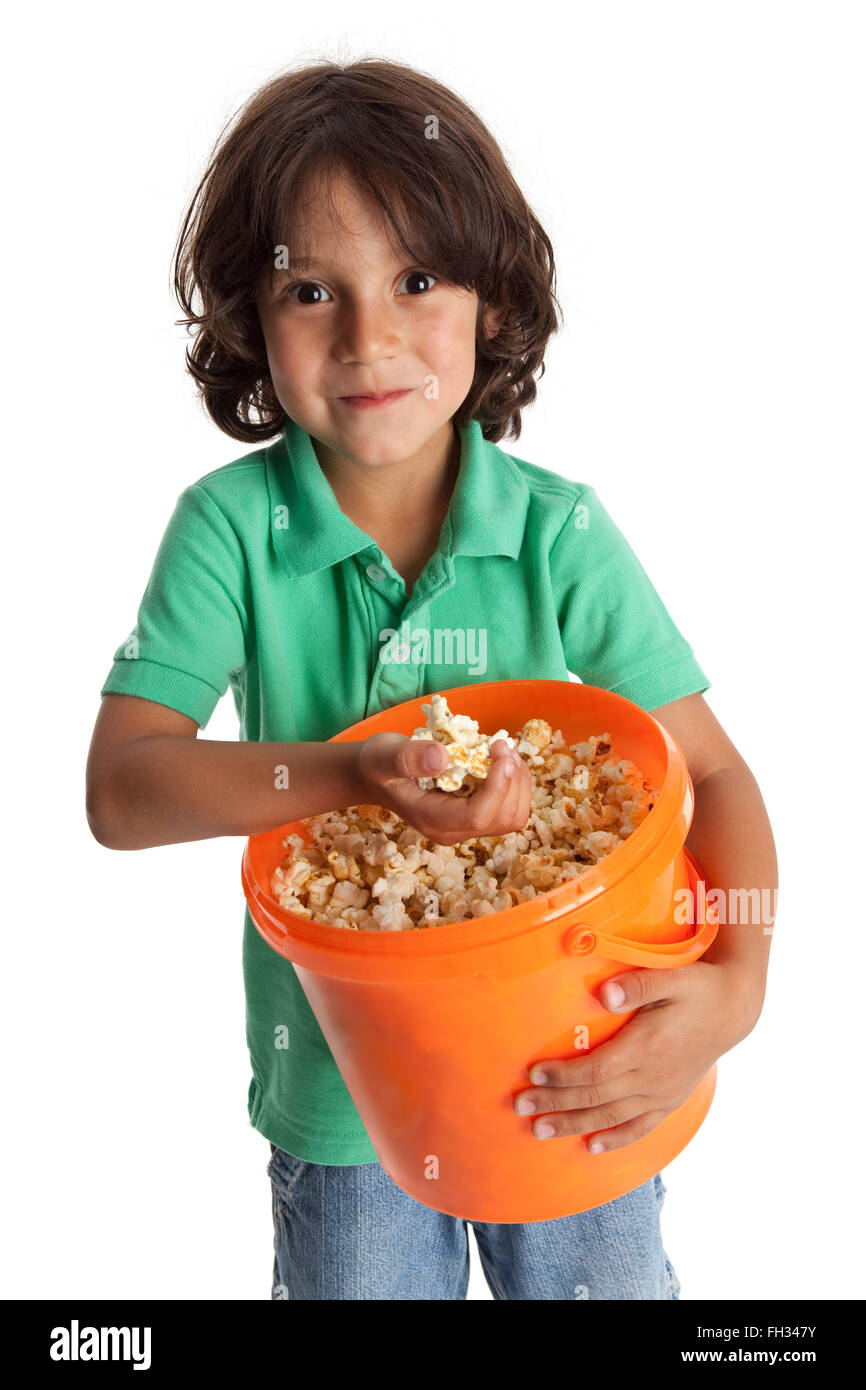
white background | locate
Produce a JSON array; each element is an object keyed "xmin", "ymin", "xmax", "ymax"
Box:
[{"xmin": 3, "ymin": 0, "xmax": 863, "ymax": 1300}]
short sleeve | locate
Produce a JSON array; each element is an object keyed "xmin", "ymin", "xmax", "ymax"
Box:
[
  {"xmin": 549, "ymin": 486, "xmax": 711, "ymax": 711},
  {"xmin": 100, "ymin": 483, "xmax": 251, "ymax": 729}
]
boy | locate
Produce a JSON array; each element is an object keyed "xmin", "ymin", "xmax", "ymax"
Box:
[{"xmin": 87, "ymin": 59, "xmax": 777, "ymax": 1299}]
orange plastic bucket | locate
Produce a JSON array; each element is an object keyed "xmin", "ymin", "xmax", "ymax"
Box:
[{"xmin": 242, "ymin": 679, "xmax": 719, "ymax": 1222}]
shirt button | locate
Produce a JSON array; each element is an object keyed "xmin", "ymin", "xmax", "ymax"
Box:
[{"xmin": 366, "ymin": 563, "xmax": 386, "ymax": 582}]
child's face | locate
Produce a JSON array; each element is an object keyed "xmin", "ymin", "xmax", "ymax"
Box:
[{"xmin": 256, "ymin": 170, "xmax": 504, "ymax": 468}]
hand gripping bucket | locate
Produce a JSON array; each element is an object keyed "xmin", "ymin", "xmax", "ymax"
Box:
[{"xmin": 242, "ymin": 679, "xmax": 719, "ymax": 1222}]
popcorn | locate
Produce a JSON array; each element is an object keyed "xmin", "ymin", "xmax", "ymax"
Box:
[
  {"xmin": 269, "ymin": 700, "xmax": 659, "ymax": 932},
  {"xmin": 410, "ymin": 693, "xmax": 515, "ymax": 791}
]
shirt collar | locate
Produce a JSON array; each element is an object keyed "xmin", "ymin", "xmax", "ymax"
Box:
[{"xmin": 266, "ymin": 414, "xmax": 529, "ymax": 580}]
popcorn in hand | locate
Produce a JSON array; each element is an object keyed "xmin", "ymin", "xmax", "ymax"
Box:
[{"xmin": 410, "ymin": 693, "xmax": 516, "ymax": 792}]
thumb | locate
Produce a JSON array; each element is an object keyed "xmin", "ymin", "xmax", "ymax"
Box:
[
  {"xmin": 395, "ymin": 737, "xmax": 450, "ymax": 781},
  {"xmin": 598, "ymin": 969, "xmax": 668, "ymax": 1012}
]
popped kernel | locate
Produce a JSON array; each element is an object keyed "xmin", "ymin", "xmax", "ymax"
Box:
[{"xmin": 411, "ymin": 693, "xmax": 515, "ymax": 791}]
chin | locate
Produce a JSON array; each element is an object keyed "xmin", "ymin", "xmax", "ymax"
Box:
[
  {"xmin": 341, "ymin": 437, "xmax": 425, "ymax": 468},
  {"xmin": 336, "ymin": 416, "xmax": 451, "ymax": 463}
]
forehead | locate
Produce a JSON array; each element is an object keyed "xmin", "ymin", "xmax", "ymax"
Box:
[{"xmin": 287, "ymin": 168, "xmax": 404, "ymax": 267}]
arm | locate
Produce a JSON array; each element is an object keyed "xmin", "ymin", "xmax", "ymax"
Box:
[
  {"xmin": 651, "ymin": 692, "xmax": 777, "ymax": 1023},
  {"xmin": 508, "ymin": 691, "xmax": 779, "ymax": 1154},
  {"xmin": 86, "ymin": 694, "xmax": 533, "ymax": 852},
  {"xmin": 86, "ymin": 694, "xmax": 367, "ymax": 850}
]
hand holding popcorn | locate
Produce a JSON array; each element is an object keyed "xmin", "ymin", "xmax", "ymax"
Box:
[
  {"xmin": 409, "ymin": 693, "xmax": 516, "ymax": 791},
  {"xmin": 357, "ymin": 730, "xmax": 533, "ymax": 847}
]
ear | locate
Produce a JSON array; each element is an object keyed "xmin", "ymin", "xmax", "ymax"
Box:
[{"xmin": 481, "ymin": 300, "xmax": 509, "ymax": 340}]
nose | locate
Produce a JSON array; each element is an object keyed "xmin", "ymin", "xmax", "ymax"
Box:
[{"xmin": 335, "ymin": 297, "xmax": 402, "ymax": 365}]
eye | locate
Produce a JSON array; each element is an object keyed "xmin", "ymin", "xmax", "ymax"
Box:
[
  {"xmin": 398, "ymin": 270, "xmax": 437, "ymax": 295},
  {"xmin": 285, "ymin": 281, "xmax": 332, "ymax": 305},
  {"xmin": 281, "ymin": 270, "xmax": 438, "ymax": 304}
]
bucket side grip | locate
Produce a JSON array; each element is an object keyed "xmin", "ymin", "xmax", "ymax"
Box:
[{"xmin": 563, "ymin": 911, "xmax": 719, "ymax": 969}]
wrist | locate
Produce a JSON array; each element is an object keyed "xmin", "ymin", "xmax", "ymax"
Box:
[
  {"xmin": 708, "ymin": 958, "xmax": 766, "ymax": 1040},
  {"xmin": 346, "ymin": 740, "xmax": 376, "ymax": 807}
]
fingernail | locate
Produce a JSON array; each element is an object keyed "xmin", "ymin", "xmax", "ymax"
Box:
[
  {"xmin": 587, "ymin": 1140, "xmax": 605, "ymax": 1154},
  {"xmin": 531, "ymin": 1069, "xmax": 549, "ymax": 1085},
  {"xmin": 503, "ymin": 761, "xmax": 514, "ymax": 780},
  {"xmin": 605, "ymin": 983, "xmax": 626, "ymax": 1008},
  {"xmin": 424, "ymin": 745, "xmax": 443, "ymax": 771},
  {"xmin": 535, "ymin": 1122, "xmax": 555, "ymax": 1139},
  {"xmin": 515, "ymin": 1097, "xmax": 535, "ymax": 1115}
]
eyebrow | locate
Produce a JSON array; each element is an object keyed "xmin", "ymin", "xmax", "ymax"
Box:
[
  {"xmin": 272, "ymin": 253, "xmax": 412, "ymax": 276},
  {"xmin": 271, "ymin": 258, "xmax": 315, "ymax": 279}
]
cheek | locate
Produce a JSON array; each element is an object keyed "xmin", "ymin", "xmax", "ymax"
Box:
[
  {"xmin": 261, "ymin": 319, "xmax": 317, "ymax": 390},
  {"xmin": 418, "ymin": 306, "xmax": 478, "ymax": 373}
]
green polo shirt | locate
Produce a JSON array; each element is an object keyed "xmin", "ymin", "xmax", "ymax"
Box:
[{"xmin": 100, "ymin": 414, "xmax": 710, "ymax": 1163}]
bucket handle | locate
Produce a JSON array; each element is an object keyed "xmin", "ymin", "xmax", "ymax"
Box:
[{"xmin": 562, "ymin": 909, "xmax": 719, "ymax": 969}]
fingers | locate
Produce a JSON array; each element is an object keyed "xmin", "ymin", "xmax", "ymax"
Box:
[
  {"xmin": 514, "ymin": 1069, "xmax": 643, "ymax": 1120},
  {"xmin": 496, "ymin": 749, "xmax": 525, "ymax": 824},
  {"xmin": 526, "ymin": 1096, "xmax": 657, "ymax": 1142},
  {"xmin": 447, "ymin": 744, "xmax": 516, "ymax": 823},
  {"xmin": 573, "ymin": 1110, "xmax": 669, "ymax": 1153},
  {"xmin": 363, "ymin": 731, "xmax": 533, "ymax": 846},
  {"xmin": 494, "ymin": 745, "xmax": 533, "ymax": 828},
  {"xmin": 423, "ymin": 748, "xmax": 531, "ymax": 844}
]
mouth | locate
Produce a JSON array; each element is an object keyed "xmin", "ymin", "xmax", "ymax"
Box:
[{"xmin": 338, "ymin": 389, "xmax": 413, "ymax": 409}]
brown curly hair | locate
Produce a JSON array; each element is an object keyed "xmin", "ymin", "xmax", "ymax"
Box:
[{"xmin": 173, "ymin": 57, "xmax": 562, "ymax": 444}]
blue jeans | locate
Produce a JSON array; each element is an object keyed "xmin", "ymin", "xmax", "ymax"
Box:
[{"xmin": 267, "ymin": 1143, "xmax": 682, "ymax": 1300}]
